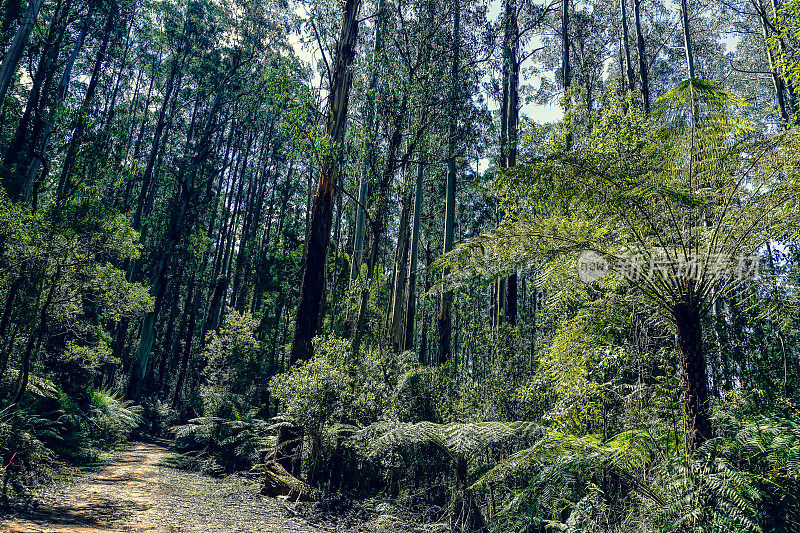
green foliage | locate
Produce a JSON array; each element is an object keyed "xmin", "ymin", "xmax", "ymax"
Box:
[
  {"xmin": 655, "ymin": 441, "xmax": 763, "ymax": 533},
  {"xmin": 201, "ymin": 310, "xmax": 263, "ymax": 418},
  {"xmin": 60, "ymin": 341, "xmax": 118, "ymax": 369},
  {"xmin": 355, "ymin": 421, "xmax": 542, "ymax": 464},
  {"xmin": 269, "ymin": 337, "xmax": 354, "ymax": 438},
  {"xmin": 171, "ymin": 415, "xmax": 275, "ymax": 475},
  {"xmin": 87, "ymin": 389, "xmax": 143, "ymax": 445}
]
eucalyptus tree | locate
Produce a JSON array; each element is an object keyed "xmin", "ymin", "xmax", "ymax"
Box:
[
  {"xmin": 289, "ymin": 0, "xmax": 362, "ymax": 365},
  {"xmin": 0, "ymin": 0, "xmax": 44, "ymax": 114},
  {"xmin": 350, "ymin": 0, "xmax": 451, "ymax": 354},
  {"xmin": 496, "ymin": 0, "xmax": 558, "ymax": 326},
  {"xmin": 127, "ymin": 0, "xmax": 300, "ymax": 400}
]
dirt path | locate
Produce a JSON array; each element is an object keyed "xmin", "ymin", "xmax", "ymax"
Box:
[{"xmin": 0, "ymin": 442, "xmax": 329, "ymax": 533}]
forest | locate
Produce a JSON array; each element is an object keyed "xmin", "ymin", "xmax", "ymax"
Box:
[{"xmin": 1, "ymin": 0, "xmax": 800, "ymax": 530}]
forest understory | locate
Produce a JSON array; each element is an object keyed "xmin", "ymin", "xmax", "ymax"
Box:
[{"xmin": 2, "ymin": 0, "xmax": 800, "ymax": 530}]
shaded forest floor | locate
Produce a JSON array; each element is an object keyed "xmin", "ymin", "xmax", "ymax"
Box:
[{"xmin": 0, "ymin": 442, "xmax": 363, "ymax": 533}]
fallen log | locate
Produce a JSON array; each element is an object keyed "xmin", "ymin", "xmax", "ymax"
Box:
[{"xmin": 261, "ymin": 461, "xmax": 320, "ymax": 502}]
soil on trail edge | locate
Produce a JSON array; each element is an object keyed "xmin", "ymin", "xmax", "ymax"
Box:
[{"xmin": 0, "ymin": 442, "xmax": 329, "ymax": 533}]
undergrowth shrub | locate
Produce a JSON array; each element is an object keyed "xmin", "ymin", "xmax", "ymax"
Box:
[
  {"xmin": 171, "ymin": 412, "xmax": 275, "ymax": 475},
  {"xmin": 0, "ymin": 379, "xmax": 143, "ymax": 500},
  {"xmin": 87, "ymin": 389, "xmax": 143, "ymax": 445}
]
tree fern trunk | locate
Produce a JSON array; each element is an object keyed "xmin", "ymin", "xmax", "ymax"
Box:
[{"xmin": 673, "ymin": 301, "xmax": 712, "ymax": 450}]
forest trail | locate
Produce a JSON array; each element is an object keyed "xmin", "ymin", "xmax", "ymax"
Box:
[{"xmin": 1, "ymin": 442, "xmax": 327, "ymax": 533}]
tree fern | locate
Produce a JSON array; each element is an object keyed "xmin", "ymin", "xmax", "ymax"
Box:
[
  {"xmin": 353, "ymin": 421, "xmax": 542, "ymax": 462},
  {"xmin": 655, "ymin": 440, "xmax": 763, "ymax": 533}
]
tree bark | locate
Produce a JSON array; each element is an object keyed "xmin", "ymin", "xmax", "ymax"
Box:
[
  {"xmin": 289, "ymin": 0, "xmax": 361, "ymax": 365},
  {"xmin": 0, "ymin": 0, "xmax": 44, "ymax": 115},
  {"xmin": 437, "ymin": 0, "xmax": 460, "ymax": 365},
  {"xmin": 620, "ymin": 0, "xmax": 635, "ymax": 92},
  {"xmin": 403, "ymin": 160, "xmax": 424, "ymax": 351},
  {"xmin": 632, "ymin": 0, "xmax": 649, "ymax": 114},
  {"xmin": 673, "ymin": 301, "xmax": 712, "ymax": 450}
]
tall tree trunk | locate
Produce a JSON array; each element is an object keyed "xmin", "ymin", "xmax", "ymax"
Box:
[
  {"xmin": 390, "ymin": 184, "xmax": 412, "ymax": 350},
  {"xmin": 632, "ymin": 0, "xmax": 649, "ymax": 114},
  {"xmin": 437, "ymin": 0, "xmax": 460, "ymax": 365},
  {"xmin": 345, "ymin": 0, "xmax": 385, "ymax": 336},
  {"xmin": 502, "ymin": 0, "xmax": 519, "ymax": 326},
  {"xmin": 127, "ymin": 255, "xmax": 169, "ymax": 401},
  {"xmin": 620, "ymin": 0, "xmax": 635, "ymax": 92},
  {"xmin": 680, "ymin": 0, "xmax": 695, "ymax": 80},
  {"xmin": 127, "ymin": 93, "xmax": 222, "ymax": 401},
  {"xmin": 673, "ymin": 301, "xmax": 712, "ymax": 450},
  {"xmin": 770, "ymin": 0, "xmax": 799, "ymax": 114},
  {"xmin": 0, "ymin": 0, "xmax": 44, "ymax": 115},
  {"xmin": 403, "ymin": 160, "xmax": 424, "ymax": 351},
  {"xmin": 289, "ymin": 0, "xmax": 361, "ymax": 365},
  {"xmin": 758, "ymin": 0, "xmax": 789, "ymax": 126},
  {"xmin": 229, "ymin": 131, "xmax": 256, "ymax": 309},
  {"xmin": 134, "ymin": 48, "xmax": 185, "ymax": 230},
  {"xmin": 173, "ymin": 278, "xmax": 199, "ymax": 407},
  {"xmin": 0, "ymin": 274, "xmax": 22, "ymax": 383},
  {"xmin": 2, "ymin": 0, "xmax": 69, "ymax": 200},
  {"xmin": 23, "ymin": 0, "xmax": 94, "ymax": 200},
  {"xmin": 58, "ymin": 1, "xmax": 117, "ymax": 198},
  {"xmin": 561, "ymin": 0, "xmax": 571, "ymax": 148}
]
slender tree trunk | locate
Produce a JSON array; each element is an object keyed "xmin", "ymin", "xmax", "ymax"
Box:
[
  {"xmin": 680, "ymin": 0, "xmax": 695, "ymax": 80},
  {"xmin": 229, "ymin": 131, "xmax": 256, "ymax": 309},
  {"xmin": 134, "ymin": 48, "xmax": 184, "ymax": 230},
  {"xmin": 23, "ymin": 0, "xmax": 94, "ymax": 200},
  {"xmin": 58, "ymin": 1, "xmax": 117, "ymax": 198},
  {"xmin": 403, "ymin": 160, "xmax": 424, "ymax": 351},
  {"xmin": 173, "ymin": 279, "xmax": 199, "ymax": 407},
  {"xmin": 1, "ymin": 0, "xmax": 69, "ymax": 200},
  {"xmin": 502, "ymin": 0, "xmax": 519, "ymax": 326},
  {"xmin": 770, "ymin": 0, "xmax": 799, "ymax": 114},
  {"xmin": 620, "ymin": 0, "xmax": 635, "ymax": 92},
  {"xmin": 437, "ymin": 0, "xmax": 460, "ymax": 364},
  {"xmin": 127, "ymin": 255, "xmax": 169, "ymax": 401},
  {"xmin": 390, "ymin": 185, "xmax": 412, "ymax": 350},
  {"xmin": 758, "ymin": 1, "xmax": 789, "ymax": 126},
  {"xmin": 289, "ymin": 0, "xmax": 362, "ymax": 365},
  {"xmin": 633, "ymin": 0, "xmax": 649, "ymax": 114},
  {"xmin": 0, "ymin": 0, "xmax": 44, "ymax": 115},
  {"xmin": 562, "ymin": 0, "xmax": 572, "ymax": 147},
  {"xmin": 345, "ymin": 0, "xmax": 385, "ymax": 336},
  {"xmin": 0, "ymin": 274, "xmax": 21, "ymax": 383}
]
